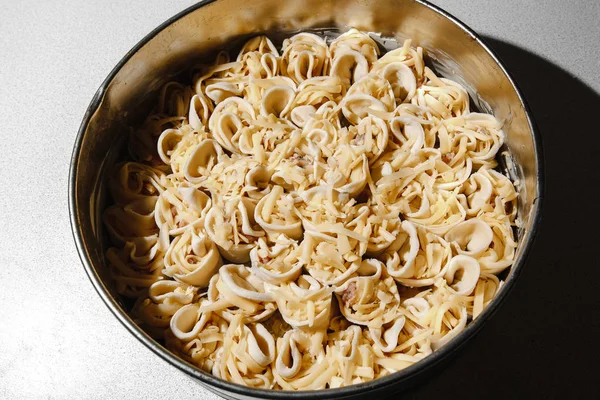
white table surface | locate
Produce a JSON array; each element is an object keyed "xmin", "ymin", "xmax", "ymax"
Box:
[{"xmin": 1, "ymin": 1, "xmax": 598, "ymax": 399}]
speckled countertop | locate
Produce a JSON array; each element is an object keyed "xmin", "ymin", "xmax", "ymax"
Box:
[{"xmin": 1, "ymin": 1, "xmax": 599, "ymax": 399}]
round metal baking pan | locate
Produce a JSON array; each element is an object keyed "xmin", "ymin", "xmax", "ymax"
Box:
[{"xmin": 69, "ymin": 0, "xmax": 544, "ymax": 398}]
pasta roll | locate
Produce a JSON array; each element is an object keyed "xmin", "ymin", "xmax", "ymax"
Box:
[
  {"xmin": 266, "ymin": 274, "xmax": 334, "ymax": 330},
  {"xmin": 376, "ymin": 61, "xmax": 418, "ymax": 104},
  {"xmin": 389, "ymin": 115, "xmax": 425, "ymax": 154},
  {"xmin": 162, "ymin": 228, "xmax": 222, "ymax": 287},
  {"xmin": 408, "ymin": 286, "xmax": 467, "ymax": 350},
  {"xmin": 193, "ymin": 55, "xmax": 245, "ymax": 104},
  {"xmin": 281, "ymin": 33, "xmax": 331, "ymax": 84},
  {"xmin": 166, "ymin": 303, "xmax": 228, "ymax": 372},
  {"xmin": 429, "ymin": 299, "xmax": 468, "ymax": 350},
  {"xmin": 405, "ymin": 189, "xmax": 467, "ymax": 236},
  {"xmin": 368, "ymin": 315, "xmax": 406, "ymax": 353},
  {"xmin": 335, "ymin": 259, "xmax": 401, "ymax": 327},
  {"xmin": 327, "ymin": 325, "xmax": 377, "ymax": 387},
  {"xmin": 237, "ymin": 114, "xmax": 297, "ymax": 161},
  {"xmin": 254, "ymin": 185, "xmax": 302, "ymax": 240},
  {"xmin": 371, "ymin": 150, "xmax": 436, "ymax": 208},
  {"xmin": 205, "ymin": 197, "xmax": 264, "ymax": 263},
  {"xmin": 109, "ymin": 162, "xmax": 166, "ymax": 205},
  {"xmin": 243, "ymin": 164, "xmax": 272, "ymax": 202},
  {"xmin": 395, "ymin": 180, "xmax": 430, "ymax": 219},
  {"xmin": 159, "ymin": 126, "xmax": 213, "ymax": 179},
  {"xmin": 329, "ymin": 28, "xmax": 380, "ymax": 65},
  {"xmin": 214, "ymin": 314, "xmax": 276, "ymax": 389},
  {"xmin": 412, "ymin": 67, "xmax": 469, "ymax": 120},
  {"xmin": 270, "ymin": 146, "xmax": 327, "ymax": 192},
  {"xmin": 462, "ymin": 168, "xmax": 518, "ymax": 221},
  {"xmin": 182, "ymin": 139, "xmax": 224, "ymax": 184},
  {"xmin": 299, "ymin": 214, "xmax": 370, "ymax": 286},
  {"xmin": 202, "ymin": 58, "xmax": 247, "ymax": 104},
  {"xmin": 402, "ymin": 296, "xmax": 431, "ymax": 325},
  {"xmin": 201, "ymin": 264, "xmax": 276, "ymax": 323},
  {"xmin": 445, "ymin": 218, "xmax": 494, "ymax": 257},
  {"xmin": 188, "ymin": 93, "xmax": 213, "ymax": 130},
  {"xmin": 244, "ymin": 76, "xmax": 296, "ymax": 110},
  {"xmin": 470, "ymin": 273, "xmax": 502, "ymax": 319},
  {"xmin": 154, "ymin": 182, "xmax": 211, "ymax": 237},
  {"xmin": 380, "ymin": 220, "xmax": 419, "ymax": 279},
  {"xmin": 157, "ymin": 127, "xmax": 185, "ymax": 166},
  {"xmin": 250, "ymin": 235, "xmax": 303, "ymax": 284},
  {"xmin": 274, "ymin": 330, "xmax": 335, "ymax": 390},
  {"xmin": 330, "ymin": 49, "xmax": 369, "ymax": 91},
  {"xmin": 371, "ymin": 39, "xmax": 424, "ymax": 100},
  {"xmin": 372, "ymin": 322, "xmax": 433, "ymax": 373},
  {"xmin": 364, "ymin": 204, "xmax": 403, "ymax": 256},
  {"xmin": 260, "ymin": 84, "xmax": 296, "ymax": 119},
  {"xmin": 205, "ymin": 79, "xmax": 245, "ymax": 105},
  {"xmin": 476, "ymin": 213, "xmax": 517, "ymax": 274},
  {"xmin": 103, "ymin": 196, "xmax": 159, "ymax": 246},
  {"xmin": 340, "ymin": 115, "xmax": 389, "ymax": 163},
  {"xmin": 208, "ymin": 97, "xmax": 256, "ymax": 153},
  {"xmin": 133, "ymin": 280, "xmax": 197, "ymax": 336},
  {"xmin": 487, "ymin": 169, "xmax": 518, "ymax": 220},
  {"xmin": 292, "ymin": 76, "xmax": 343, "ymax": 109},
  {"xmin": 299, "ymin": 111, "xmax": 341, "ymax": 158},
  {"xmin": 201, "ymin": 153, "xmax": 266, "ymax": 200},
  {"xmin": 325, "ymin": 145, "xmax": 369, "ymax": 197},
  {"xmin": 443, "ymin": 113, "xmax": 504, "ymax": 168},
  {"xmin": 394, "ymin": 104, "xmax": 437, "ymax": 146},
  {"xmin": 443, "ymin": 255, "xmax": 481, "ymax": 296},
  {"xmin": 382, "ymin": 222, "xmax": 452, "ymax": 287},
  {"xmin": 461, "ymin": 169, "xmax": 494, "ymax": 216},
  {"xmin": 129, "ymin": 113, "xmax": 185, "ymax": 166},
  {"xmin": 105, "ymin": 242, "xmax": 165, "ymax": 298},
  {"xmin": 237, "ymin": 36, "xmax": 280, "ymax": 79},
  {"xmin": 342, "ymin": 74, "xmax": 396, "ymax": 124}
]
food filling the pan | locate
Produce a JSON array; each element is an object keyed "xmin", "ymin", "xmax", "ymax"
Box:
[{"xmin": 104, "ymin": 29, "xmax": 518, "ymax": 390}]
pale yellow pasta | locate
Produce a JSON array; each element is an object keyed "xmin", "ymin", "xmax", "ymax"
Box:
[{"xmin": 104, "ymin": 30, "xmax": 519, "ymax": 390}]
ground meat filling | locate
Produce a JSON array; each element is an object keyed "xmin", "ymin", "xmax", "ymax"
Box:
[
  {"xmin": 442, "ymin": 152, "xmax": 455, "ymax": 164},
  {"xmin": 341, "ymin": 281, "xmax": 358, "ymax": 307}
]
